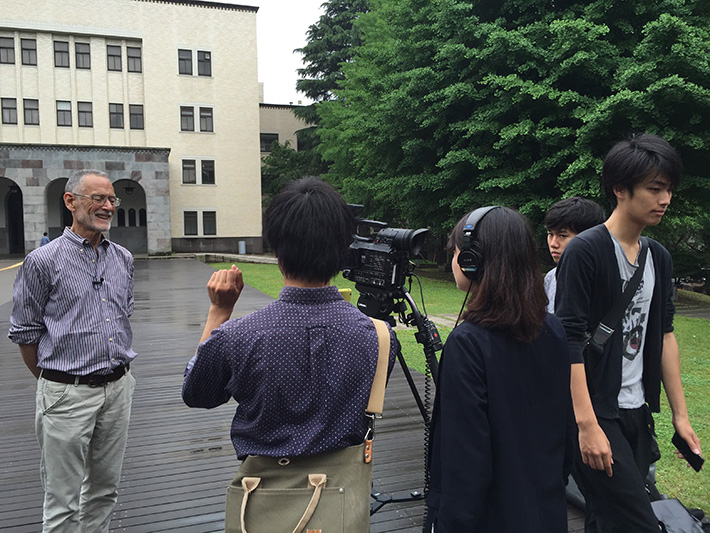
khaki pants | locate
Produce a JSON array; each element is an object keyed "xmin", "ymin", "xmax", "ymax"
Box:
[{"xmin": 35, "ymin": 371, "xmax": 136, "ymax": 533}]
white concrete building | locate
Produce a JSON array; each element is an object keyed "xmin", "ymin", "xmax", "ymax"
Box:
[{"xmin": 0, "ymin": 0, "xmax": 262, "ymax": 254}]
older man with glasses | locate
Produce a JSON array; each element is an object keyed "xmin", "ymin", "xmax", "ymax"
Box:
[{"xmin": 9, "ymin": 169, "xmax": 136, "ymax": 533}]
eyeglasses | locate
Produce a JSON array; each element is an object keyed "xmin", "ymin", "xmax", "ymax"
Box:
[{"xmin": 72, "ymin": 193, "xmax": 122, "ymax": 207}]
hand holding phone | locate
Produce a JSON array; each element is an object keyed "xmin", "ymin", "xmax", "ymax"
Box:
[{"xmin": 672, "ymin": 431, "xmax": 704, "ymax": 472}]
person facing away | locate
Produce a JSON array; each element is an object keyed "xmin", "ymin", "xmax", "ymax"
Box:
[
  {"xmin": 40, "ymin": 232, "xmax": 50, "ymax": 246},
  {"xmin": 555, "ymin": 133, "xmax": 702, "ymax": 532},
  {"xmin": 544, "ymin": 197, "xmax": 606, "ymax": 312},
  {"xmin": 182, "ymin": 176, "xmax": 397, "ymax": 458},
  {"xmin": 425, "ymin": 206, "xmax": 573, "ymax": 533},
  {"xmin": 9, "ymin": 169, "xmax": 136, "ymax": 533}
]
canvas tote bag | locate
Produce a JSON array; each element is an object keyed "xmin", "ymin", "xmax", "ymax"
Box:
[{"xmin": 225, "ymin": 318, "xmax": 390, "ymax": 533}]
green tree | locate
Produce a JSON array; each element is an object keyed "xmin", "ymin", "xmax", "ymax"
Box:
[
  {"xmin": 295, "ymin": 0, "xmax": 370, "ymax": 122},
  {"xmin": 261, "ymin": 140, "xmax": 325, "ymax": 195},
  {"xmin": 317, "ymin": 0, "xmax": 710, "ymax": 273},
  {"xmin": 261, "ymin": 1, "xmax": 370, "ymax": 192}
]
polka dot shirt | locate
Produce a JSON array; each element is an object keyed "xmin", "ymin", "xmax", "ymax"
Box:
[{"xmin": 183, "ymin": 285, "xmax": 396, "ymax": 459}]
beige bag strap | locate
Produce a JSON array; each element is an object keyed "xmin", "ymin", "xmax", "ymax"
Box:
[
  {"xmin": 292, "ymin": 474, "xmax": 327, "ymax": 533},
  {"xmin": 367, "ymin": 318, "xmax": 389, "ymax": 415},
  {"xmin": 240, "ymin": 477, "xmax": 261, "ymax": 533},
  {"xmin": 239, "ymin": 474, "xmax": 327, "ymax": 533}
]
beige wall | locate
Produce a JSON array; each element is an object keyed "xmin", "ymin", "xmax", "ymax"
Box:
[
  {"xmin": 259, "ymin": 104, "xmax": 308, "ymax": 152},
  {"xmin": 0, "ymin": 0, "xmax": 262, "ymax": 245}
]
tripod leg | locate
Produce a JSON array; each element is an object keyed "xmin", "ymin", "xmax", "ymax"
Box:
[{"xmin": 396, "ymin": 347, "xmax": 429, "ymax": 423}]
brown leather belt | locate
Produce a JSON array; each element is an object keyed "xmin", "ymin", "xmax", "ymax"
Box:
[{"xmin": 40, "ymin": 364, "xmax": 130, "ymax": 387}]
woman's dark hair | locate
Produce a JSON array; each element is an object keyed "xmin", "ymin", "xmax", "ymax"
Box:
[
  {"xmin": 602, "ymin": 133, "xmax": 682, "ymax": 209},
  {"xmin": 448, "ymin": 207, "xmax": 547, "ymax": 343},
  {"xmin": 544, "ymin": 197, "xmax": 605, "ymax": 234},
  {"xmin": 264, "ymin": 177, "xmax": 355, "ymax": 284}
]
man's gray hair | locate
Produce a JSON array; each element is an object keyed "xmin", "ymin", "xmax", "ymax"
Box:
[{"xmin": 65, "ymin": 170, "xmax": 110, "ymax": 193}]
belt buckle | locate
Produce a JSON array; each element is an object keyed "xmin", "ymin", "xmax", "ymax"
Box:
[{"xmin": 87, "ymin": 374, "xmax": 107, "ymax": 387}]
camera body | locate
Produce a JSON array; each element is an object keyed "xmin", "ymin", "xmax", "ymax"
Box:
[
  {"xmin": 342, "ymin": 209, "xmax": 441, "ymax": 380},
  {"xmin": 342, "ymin": 218, "xmax": 428, "ymax": 319}
]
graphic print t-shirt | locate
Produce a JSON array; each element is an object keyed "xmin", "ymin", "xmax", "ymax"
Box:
[{"xmin": 610, "ymin": 235, "xmax": 655, "ymax": 409}]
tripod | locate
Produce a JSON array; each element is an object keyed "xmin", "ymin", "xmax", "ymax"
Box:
[{"xmin": 367, "ymin": 284, "xmax": 442, "ymax": 515}]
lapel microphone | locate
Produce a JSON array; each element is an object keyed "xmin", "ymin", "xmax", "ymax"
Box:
[{"xmin": 92, "ymin": 277, "xmax": 104, "ymax": 289}]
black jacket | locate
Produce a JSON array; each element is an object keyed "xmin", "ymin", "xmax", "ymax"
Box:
[
  {"xmin": 555, "ymin": 224, "xmax": 675, "ymax": 417},
  {"xmin": 426, "ymin": 316, "xmax": 573, "ymax": 532}
]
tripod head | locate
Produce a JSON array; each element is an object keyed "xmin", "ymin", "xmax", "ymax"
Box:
[{"xmin": 352, "ymin": 273, "xmax": 441, "ymax": 383}]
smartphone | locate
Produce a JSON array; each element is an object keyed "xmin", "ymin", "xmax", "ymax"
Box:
[{"xmin": 671, "ymin": 431, "xmax": 704, "ymax": 472}]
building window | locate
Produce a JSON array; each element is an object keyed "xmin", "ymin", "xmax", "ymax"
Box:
[
  {"xmin": 0, "ymin": 37, "xmax": 15, "ymax": 64},
  {"xmin": 184, "ymin": 211, "xmax": 198, "ymax": 236},
  {"xmin": 56, "ymin": 100, "xmax": 71, "ymax": 126},
  {"xmin": 128, "ymin": 208, "xmax": 137, "ymax": 227},
  {"xmin": 127, "ymin": 46, "xmax": 141, "ymax": 72},
  {"xmin": 107, "ymin": 45, "xmax": 122, "ymax": 71},
  {"xmin": 182, "ymin": 160, "xmax": 196, "ymax": 184},
  {"xmin": 21, "ymin": 39, "xmax": 37, "ymax": 65},
  {"xmin": 260, "ymin": 133, "xmax": 279, "ymax": 152},
  {"xmin": 1, "ymin": 98, "xmax": 18, "ymax": 124},
  {"xmin": 180, "ymin": 106, "xmax": 194, "ymax": 131},
  {"xmin": 139, "ymin": 208, "xmax": 147, "ymax": 226},
  {"xmin": 24, "ymin": 99, "xmax": 39, "ymax": 125},
  {"xmin": 78, "ymin": 101, "xmax": 93, "ymax": 127},
  {"xmin": 199, "ymin": 107, "xmax": 213, "ymax": 132},
  {"xmin": 178, "ymin": 49, "xmax": 192, "ymax": 75},
  {"xmin": 109, "ymin": 103, "xmax": 124, "ymax": 128},
  {"xmin": 198, "ymin": 50, "xmax": 211, "ymax": 76},
  {"xmin": 203, "ymin": 211, "xmax": 217, "ymax": 235},
  {"xmin": 202, "ymin": 160, "xmax": 215, "ymax": 184},
  {"xmin": 117, "ymin": 209, "xmax": 126, "ymax": 226},
  {"xmin": 129, "ymin": 104, "xmax": 144, "ymax": 129},
  {"xmin": 75, "ymin": 42, "xmax": 90, "ymax": 69},
  {"xmin": 54, "ymin": 41, "xmax": 69, "ymax": 68}
]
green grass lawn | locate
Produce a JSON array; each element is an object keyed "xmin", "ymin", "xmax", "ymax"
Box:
[{"xmin": 211, "ymin": 261, "xmax": 709, "ymax": 511}]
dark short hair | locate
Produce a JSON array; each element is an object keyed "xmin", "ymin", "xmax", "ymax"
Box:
[
  {"xmin": 602, "ymin": 133, "xmax": 682, "ymax": 209},
  {"xmin": 449, "ymin": 207, "xmax": 547, "ymax": 343},
  {"xmin": 544, "ymin": 197, "xmax": 605, "ymax": 234},
  {"xmin": 264, "ymin": 177, "xmax": 355, "ymax": 284}
]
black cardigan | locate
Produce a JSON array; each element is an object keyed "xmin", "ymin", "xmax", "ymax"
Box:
[{"xmin": 555, "ymin": 224, "xmax": 675, "ymax": 417}]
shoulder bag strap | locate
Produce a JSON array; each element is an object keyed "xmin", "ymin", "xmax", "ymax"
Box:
[
  {"xmin": 589, "ymin": 239, "xmax": 649, "ymax": 349},
  {"xmin": 367, "ymin": 318, "xmax": 390, "ymax": 415}
]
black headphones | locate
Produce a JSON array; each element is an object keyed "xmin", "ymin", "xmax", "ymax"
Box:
[{"xmin": 458, "ymin": 206, "xmax": 501, "ymax": 280}]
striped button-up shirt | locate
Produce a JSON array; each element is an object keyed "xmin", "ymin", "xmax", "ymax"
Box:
[{"xmin": 9, "ymin": 227, "xmax": 136, "ymax": 375}]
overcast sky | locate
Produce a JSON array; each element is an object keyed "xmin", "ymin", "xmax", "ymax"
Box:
[{"xmin": 254, "ymin": 0, "xmax": 325, "ymax": 105}]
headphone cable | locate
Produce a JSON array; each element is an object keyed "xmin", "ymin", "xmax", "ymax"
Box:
[{"xmin": 454, "ymin": 279, "xmax": 473, "ymax": 328}]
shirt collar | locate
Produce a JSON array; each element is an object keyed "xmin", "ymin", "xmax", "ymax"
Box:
[
  {"xmin": 278, "ymin": 285, "xmax": 345, "ymax": 305},
  {"xmin": 62, "ymin": 227, "xmax": 110, "ymax": 250}
]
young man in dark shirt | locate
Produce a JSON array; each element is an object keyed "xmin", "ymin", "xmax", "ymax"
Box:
[{"xmin": 555, "ymin": 134, "xmax": 702, "ymax": 532}]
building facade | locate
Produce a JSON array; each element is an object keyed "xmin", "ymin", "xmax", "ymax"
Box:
[
  {"xmin": 0, "ymin": 0, "xmax": 262, "ymax": 254},
  {"xmin": 259, "ymin": 103, "xmax": 307, "ymax": 154}
]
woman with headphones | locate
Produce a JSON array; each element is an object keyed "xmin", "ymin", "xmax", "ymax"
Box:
[{"xmin": 424, "ymin": 206, "xmax": 574, "ymax": 532}]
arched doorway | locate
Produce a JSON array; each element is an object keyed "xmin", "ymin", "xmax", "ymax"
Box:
[
  {"xmin": 46, "ymin": 179, "xmax": 71, "ymax": 239},
  {"xmin": 1, "ymin": 179, "xmax": 25, "ymax": 255},
  {"xmin": 111, "ymin": 180, "xmax": 147, "ymax": 253}
]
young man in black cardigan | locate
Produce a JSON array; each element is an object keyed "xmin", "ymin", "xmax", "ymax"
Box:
[{"xmin": 555, "ymin": 133, "xmax": 702, "ymax": 532}]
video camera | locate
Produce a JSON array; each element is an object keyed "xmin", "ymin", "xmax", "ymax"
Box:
[{"xmin": 342, "ymin": 206, "xmax": 429, "ymax": 320}]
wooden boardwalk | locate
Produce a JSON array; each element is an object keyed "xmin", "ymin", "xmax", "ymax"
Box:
[{"xmin": 0, "ymin": 258, "xmax": 584, "ymax": 532}]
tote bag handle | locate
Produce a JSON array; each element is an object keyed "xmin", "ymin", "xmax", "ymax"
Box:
[{"xmin": 239, "ymin": 474, "xmax": 328, "ymax": 533}]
